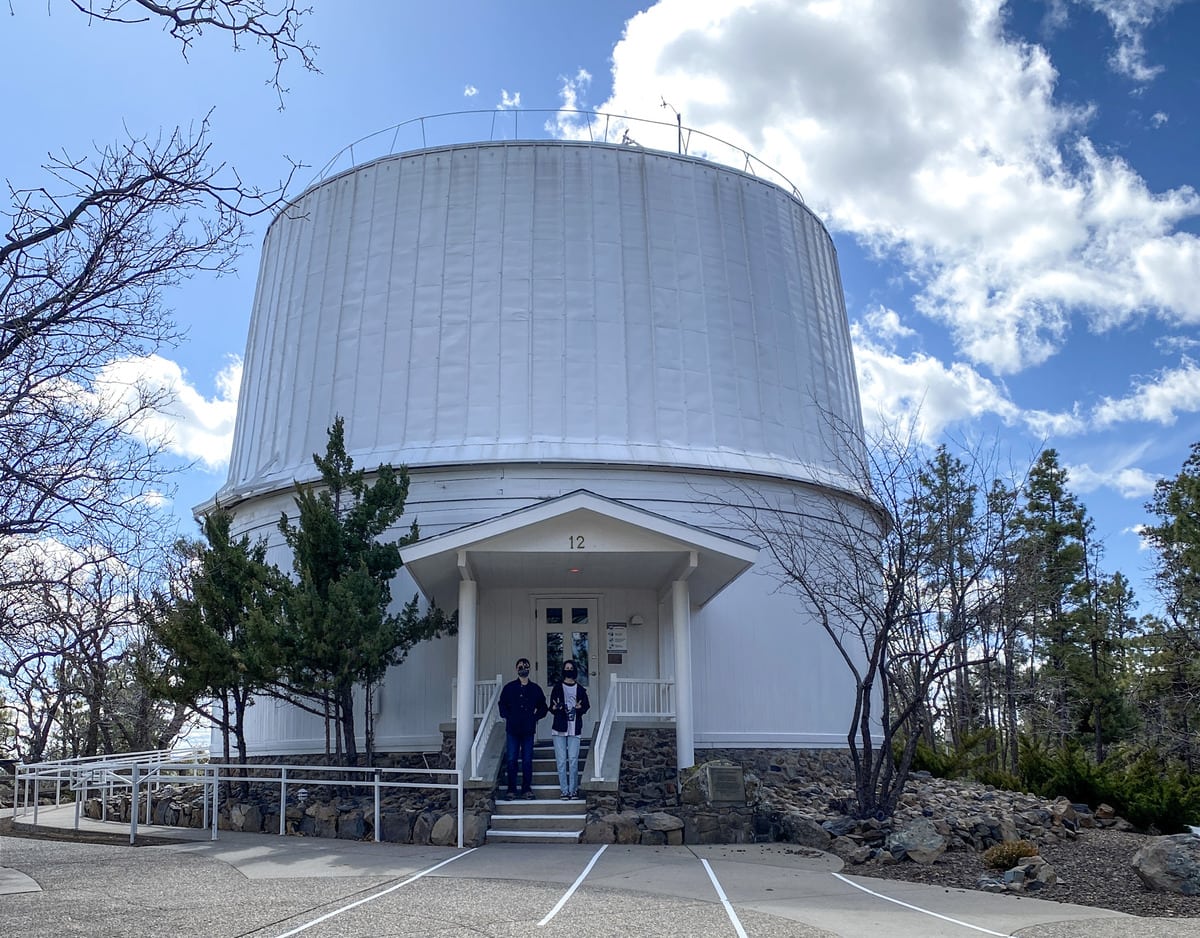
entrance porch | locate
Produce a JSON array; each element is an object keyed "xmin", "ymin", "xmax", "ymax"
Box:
[{"xmin": 400, "ymin": 490, "xmax": 757, "ymax": 782}]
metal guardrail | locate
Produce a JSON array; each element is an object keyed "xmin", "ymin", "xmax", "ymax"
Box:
[
  {"xmin": 14, "ymin": 750, "xmax": 466, "ymax": 848},
  {"xmin": 590, "ymin": 675, "xmax": 676, "ymax": 781},
  {"xmin": 304, "ymin": 108, "xmax": 805, "ymax": 204}
]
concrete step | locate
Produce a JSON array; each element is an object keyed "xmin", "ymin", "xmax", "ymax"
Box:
[
  {"xmin": 493, "ymin": 798, "xmax": 584, "ymax": 816},
  {"xmin": 486, "ymin": 829, "xmax": 582, "ymax": 844},
  {"xmin": 496, "ymin": 784, "xmax": 581, "ymax": 802},
  {"xmin": 489, "ymin": 740, "xmax": 589, "ymax": 843},
  {"xmin": 487, "ymin": 812, "xmax": 587, "ymax": 832}
]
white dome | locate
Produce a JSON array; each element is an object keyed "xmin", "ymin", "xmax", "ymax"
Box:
[{"xmin": 220, "ymin": 141, "xmax": 862, "ymax": 503}]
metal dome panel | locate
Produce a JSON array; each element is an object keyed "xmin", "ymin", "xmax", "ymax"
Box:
[{"xmin": 220, "ymin": 141, "xmax": 862, "ymax": 500}]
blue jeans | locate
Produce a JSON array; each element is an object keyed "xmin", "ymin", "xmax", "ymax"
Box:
[
  {"xmin": 505, "ymin": 731, "xmax": 535, "ymax": 793},
  {"xmin": 552, "ymin": 734, "xmax": 581, "ymax": 795}
]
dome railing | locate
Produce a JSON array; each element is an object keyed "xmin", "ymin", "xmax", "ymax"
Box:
[{"xmin": 308, "ymin": 108, "xmax": 804, "ymax": 204}]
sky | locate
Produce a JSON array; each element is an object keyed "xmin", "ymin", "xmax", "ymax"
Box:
[{"xmin": 2, "ymin": 0, "xmax": 1198, "ymax": 615}]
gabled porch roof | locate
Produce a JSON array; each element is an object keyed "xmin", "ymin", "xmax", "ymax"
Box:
[{"xmin": 400, "ymin": 490, "xmax": 757, "ymax": 608}]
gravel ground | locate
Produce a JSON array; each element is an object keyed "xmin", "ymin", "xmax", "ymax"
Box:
[{"xmin": 854, "ymin": 828, "xmax": 1200, "ymax": 919}]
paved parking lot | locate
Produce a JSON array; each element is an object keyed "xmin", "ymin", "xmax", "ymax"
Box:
[{"xmin": 2, "ymin": 812, "xmax": 1196, "ymax": 938}]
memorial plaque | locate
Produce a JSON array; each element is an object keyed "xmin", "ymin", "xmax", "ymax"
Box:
[{"xmin": 705, "ymin": 765, "xmax": 746, "ymax": 804}]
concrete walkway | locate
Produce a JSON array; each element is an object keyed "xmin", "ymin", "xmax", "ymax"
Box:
[{"xmin": 4, "ymin": 805, "xmax": 1196, "ymax": 937}]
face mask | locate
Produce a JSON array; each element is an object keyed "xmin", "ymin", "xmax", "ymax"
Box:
[
  {"xmin": 562, "ymin": 672, "xmax": 576, "ymax": 682},
  {"xmin": 517, "ymin": 667, "xmax": 530, "ymax": 678}
]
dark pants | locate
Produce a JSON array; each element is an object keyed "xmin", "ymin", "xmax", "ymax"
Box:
[{"xmin": 505, "ymin": 730, "xmax": 535, "ymax": 793}]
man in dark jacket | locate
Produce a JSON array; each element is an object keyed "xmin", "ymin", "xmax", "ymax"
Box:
[{"xmin": 497, "ymin": 656, "xmax": 547, "ymax": 800}]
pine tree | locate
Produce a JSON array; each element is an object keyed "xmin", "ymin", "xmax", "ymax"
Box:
[
  {"xmin": 140, "ymin": 509, "xmax": 285, "ymax": 772},
  {"xmin": 1012, "ymin": 449, "xmax": 1088, "ymax": 743},
  {"xmin": 277, "ymin": 417, "xmax": 453, "ymax": 766}
]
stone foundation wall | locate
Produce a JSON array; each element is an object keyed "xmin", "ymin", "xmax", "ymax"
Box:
[{"xmin": 580, "ymin": 729, "xmax": 856, "ymax": 845}]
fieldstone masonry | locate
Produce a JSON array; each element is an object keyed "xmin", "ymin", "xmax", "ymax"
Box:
[{"xmin": 73, "ymin": 726, "xmax": 1139, "ymax": 864}]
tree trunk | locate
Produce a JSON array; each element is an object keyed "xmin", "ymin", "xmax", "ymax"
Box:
[{"xmin": 338, "ymin": 683, "xmax": 359, "ymax": 767}]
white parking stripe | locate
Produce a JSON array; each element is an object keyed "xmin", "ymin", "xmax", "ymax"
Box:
[
  {"xmin": 537, "ymin": 844, "xmax": 608, "ymax": 927},
  {"xmin": 832, "ymin": 872, "xmax": 1009, "ymax": 936},
  {"xmin": 271, "ymin": 849, "xmax": 477, "ymax": 938},
  {"xmin": 700, "ymin": 858, "xmax": 749, "ymax": 938}
]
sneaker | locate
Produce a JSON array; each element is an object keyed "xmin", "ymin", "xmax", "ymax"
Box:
[
  {"xmin": 522, "ymin": 790, "xmax": 536, "ymax": 800},
  {"xmin": 502, "ymin": 791, "xmax": 517, "ymax": 801},
  {"xmin": 561, "ymin": 793, "xmax": 571, "ymax": 800},
  {"xmin": 569, "ymin": 791, "xmax": 579, "ymax": 799}
]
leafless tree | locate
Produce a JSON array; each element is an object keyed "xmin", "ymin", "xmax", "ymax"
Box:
[
  {"xmin": 61, "ymin": 0, "xmax": 318, "ymax": 106},
  {"xmin": 1, "ymin": 120, "xmax": 295, "ymax": 545},
  {"xmin": 719, "ymin": 416, "xmax": 1025, "ymax": 819},
  {"xmin": 0, "ymin": 2, "xmax": 314, "ymax": 757}
]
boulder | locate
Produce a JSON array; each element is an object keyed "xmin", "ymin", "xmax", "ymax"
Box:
[
  {"xmin": 1133, "ymin": 834, "xmax": 1200, "ymax": 895},
  {"xmin": 642, "ymin": 811, "xmax": 684, "ymax": 832},
  {"xmin": 783, "ymin": 814, "xmax": 834, "ymax": 849},
  {"xmin": 887, "ymin": 818, "xmax": 947, "ymax": 865},
  {"xmin": 430, "ymin": 813, "xmax": 457, "ymax": 846},
  {"xmin": 229, "ymin": 802, "xmax": 263, "ymax": 833},
  {"xmin": 581, "ymin": 820, "xmax": 616, "ymax": 844},
  {"xmin": 462, "ymin": 814, "xmax": 488, "ymax": 848},
  {"xmin": 336, "ymin": 810, "xmax": 365, "ymax": 840}
]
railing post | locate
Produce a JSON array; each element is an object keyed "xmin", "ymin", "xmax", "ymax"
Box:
[
  {"xmin": 73, "ymin": 771, "xmax": 82, "ymax": 831},
  {"xmin": 31, "ymin": 774, "xmax": 39, "ymax": 828},
  {"xmin": 279, "ymin": 767, "xmax": 288, "ymax": 836},
  {"xmin": 374, "ymin": 769, "xmax": 382, "ymax": 843},
  {"xmin": 210, "ymin": 766, "xmax": 219, "ymax": 841},
  {"xmin": 130, "ymin": 764, "xmax": 139, "ymax": 845},
  {"xmin": 145, "ymin": 768, "xmax": 153, "ymax": 827},
  {"xmin": 457, "ymin": 769, "xmax": 464, "ymax": 850}
]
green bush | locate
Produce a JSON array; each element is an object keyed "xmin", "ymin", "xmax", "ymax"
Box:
[
  {"xmin": 902, "ymin": 728, "xmax": 1000, "ymax": 779},
  {"xmin": 982, "ymin": 840, "xmax": 1039, "ymax": 869}
]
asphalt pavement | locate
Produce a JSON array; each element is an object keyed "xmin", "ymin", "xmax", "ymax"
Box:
[{"xmin": 3, "ymin": 805, "xmax": 1198, "ymax": 937}]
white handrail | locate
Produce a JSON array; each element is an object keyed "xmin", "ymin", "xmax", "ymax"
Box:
[
  {"xmin": 590, "ymin": 676, "xmax": 676, "ymax": 782},
  {"xmin": 469, "ymin": 674, "xmax": 504, "ymax": 780},
  {"xmin": 590, "ymin": 674, "xmax": 620, "ymax": 782},
  {"xmin": 450, "ymin": 676, "xmax": 502, "ymax": 720}
]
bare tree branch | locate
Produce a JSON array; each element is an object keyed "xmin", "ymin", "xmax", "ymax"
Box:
[{"xmin": 63, "ymin": 0, "xmax": 318, "ymax": 107}]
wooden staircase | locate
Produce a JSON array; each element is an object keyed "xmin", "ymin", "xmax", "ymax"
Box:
[{"xmin": 487, "ymin": 739, "xmax": 589, "ymax": 844}]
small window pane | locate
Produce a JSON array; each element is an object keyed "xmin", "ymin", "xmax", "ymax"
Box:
[{"xmin": 546, "ymin": 607, "xmax": 563, "ymax": 625}]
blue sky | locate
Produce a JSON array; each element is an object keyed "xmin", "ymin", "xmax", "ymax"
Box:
[{"xmin": 3, "ymin": 0, "xmax": 1198, "ymax": 613}]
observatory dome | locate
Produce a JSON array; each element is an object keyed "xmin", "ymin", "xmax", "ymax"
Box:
[{"xmin": 220, "ymin": 140, "xmax": 862, "ymax": 504}]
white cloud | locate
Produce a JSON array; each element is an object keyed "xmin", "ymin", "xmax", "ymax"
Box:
[
  {"xmin": 1021, "ymin": 406, "xmax": 1089, "ymax": 438},
  {"xmin": 1065, "ymin": 461, "xmax": 1159, "ymax": 497},
  {"xmin": 463, "ymin": 84, "xmax": 478, "ymax": 97},
  {"xmin": 1092, "ymin": 358, "xmax": 1200, "ymax": 426},
  {"xmin": 861, "ymin": 305, "xmax": 916, "ymax": 344},
  {"xmin": 498, "ymin": 89, "xmax": 521, "ymax": 109},
  {"xmin": 851, "ymin": 330, "xmax": 1020, "ymax": 443},
  {"xmin": 93, "ymin": 355, "xmax": 242, "ymax": 469},
  {"xmin": 1151, "ymin": 110, "xmax": 1169, "ymax": 127},
  {"xmin": 585, "ymin": 0, "xmax": 1200, "ymax": 375},
  {"xmin": 545, "ymin": 69, "xmax": 594, "ymax": 137},
  {"xmin": 1079, "ymin": 0, "xmax": 1185, "ymax": 82}
]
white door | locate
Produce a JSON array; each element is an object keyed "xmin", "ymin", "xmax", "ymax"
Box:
[{"xmin": 535, "ymin": 598, "xmax": 601, "ymax": 735}]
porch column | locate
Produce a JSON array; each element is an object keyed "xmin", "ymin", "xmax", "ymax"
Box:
[
  {"xmin": 671, "ymin": 578, "xmax": 695, "ymax": 771},
  {"xmin": 455, "ymin": 577, "xmax": 478, "ymax": 776}
]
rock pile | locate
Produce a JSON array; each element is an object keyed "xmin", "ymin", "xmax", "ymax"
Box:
[
  {"xmin": 754, "ymin": 770, "xmax": 1134, "ymax": 870},
  {"xmin": 978, "ymin": 855, "xmax": 1059, "ymax": 894}
]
